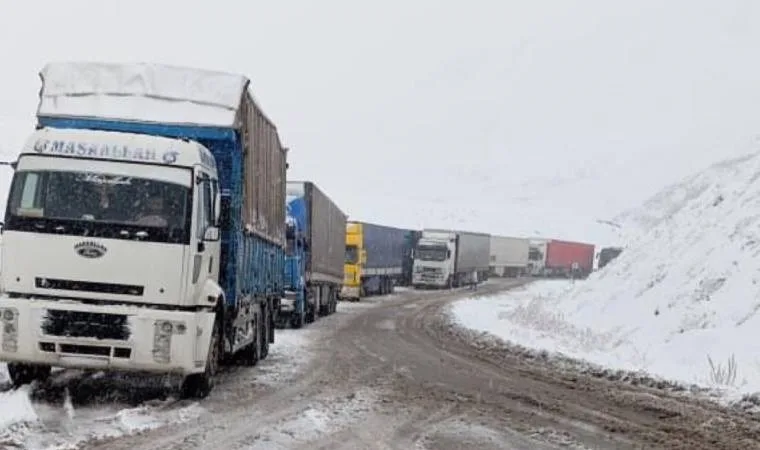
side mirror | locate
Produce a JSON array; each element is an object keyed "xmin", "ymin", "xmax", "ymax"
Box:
[
  {"xmin": 0, "ymin": 221, "xmax": 4, "ymax": 233},
  {"xmin": 203, "ymin": 226, "xmax": 220, "ymax": 242}
]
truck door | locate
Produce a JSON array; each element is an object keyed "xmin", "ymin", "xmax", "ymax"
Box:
[{"xmin": 191, "ymin": 171, "xmax": 221, "ymax": 301}]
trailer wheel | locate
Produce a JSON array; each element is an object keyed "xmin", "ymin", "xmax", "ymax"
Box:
[
  {"xmin": 268, "ymin": 304, "xmax": 276, "ymax": 343},
  {"xmin": 239, "ymin": 310, "xmax": 261, "ymax": 367},
  {"xmin": 7, "ymin": 363, "xmax": 51, "ymax": 388},
  {"xmin": 260, "ymin": 303, "xmax": 270, "ymax": 359},
  {"xmin": 306, "ymin": 302, "xmax": 316, "ymax": 324},
  {"xmin": 324, "ymin": 289, "xmax": 335, "ymax": 315},
  {"xmin": 180, "ymin": 316, "xmax": 221, "ymax": 399},
  {"xmin": 291, "ymin": 310, "xmax": 305, "ymax": 329}
]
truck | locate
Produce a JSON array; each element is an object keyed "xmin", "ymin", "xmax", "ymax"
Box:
[
  {"xmin": 341, "ymin": 221, "xmax": 416, "ymax": 301},
  {"xmin": 527, "ymin": 238, "xmax": 549, "ymax": 276},
  {"xmin": 401, "ymin": 230, "xmax": 422, "ymax": 286},
  {"xmin": 280, "ymin": 181, "xmax": 346, "ymax": 327},
  {"xmin": 489, "ymin": 235, "xmax": 530, "ymax": 277},
  {"xmin": 544, "ymin": 239, "xmax": 595, "ymax": 278},
  {"xmin": 597, "ymin": 246, "xmax": 623, "ymax": 269},
  {"xmin": 0, "ymin": 62, "xmax": 287, "ymax": 399},
  {"xmin": 411, "ymin": 229, "xmax": 490, "ymax": 289}
]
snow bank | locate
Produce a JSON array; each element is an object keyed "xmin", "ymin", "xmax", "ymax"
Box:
[
  {"xmin": 0, "ymin": 387, "xmax": 37, "ymax": 430},
  {"xmin": 452, "ymin": 151, "xmax": 760, "ymax": 401}
]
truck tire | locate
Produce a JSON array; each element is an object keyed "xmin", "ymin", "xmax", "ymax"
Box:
[
  {"xmin": 180, "ymin": 316, "xmax": 221, "ymax": 399},
  {"xmin": 306, "ymin": 301, "xmax": 316, "ymax": 324},
  {"xmin": 260, "ymin": 303, "xmax": 270, "ymax": 359},
  {"xmin": 291, "ymin": 310, "xmax": 305, "ymax": 329},
  {"xmin": 7, "ymin": 363, "xmax": 51, "ymax": 387},
  {"xmin": 239, "ymin": 310, "xmax": 261, "ymax": 367},
  {"xmin": 329, "ymin": 290, "xmax": 338, "ymax": 315},
  {"xmin": 268, "ymin": 305, "xmax": 276, "ymax": 343}
]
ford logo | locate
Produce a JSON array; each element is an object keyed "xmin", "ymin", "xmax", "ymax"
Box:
[{"xmin": 74, "ymin": 241, "xmax": 107, "ymax": 259}]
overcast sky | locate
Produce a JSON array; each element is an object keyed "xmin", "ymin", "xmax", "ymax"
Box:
[{"xmin": 0, "ymin": 0, "xmax": 758, "ymax": 241}]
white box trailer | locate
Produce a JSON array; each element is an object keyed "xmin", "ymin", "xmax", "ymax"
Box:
[
  {"xmin": 489, "ymin": 235, "xmax": 530, "ymax": 277},
  {"xmin": 412, "ymin": 228, "xmax": 490, "ymax": 289}
]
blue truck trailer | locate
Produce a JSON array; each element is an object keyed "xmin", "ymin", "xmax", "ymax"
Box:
[
  {"xmin": 0, "ymin": 61, "xmax": 287, "ymax": 398},
  {"xmin": 279, "ymin": 181, "xmax": 346, "ymax": 328}
]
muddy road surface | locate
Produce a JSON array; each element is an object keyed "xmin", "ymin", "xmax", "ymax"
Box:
[{"xmin": 77, "ymin": 279, "xmax": 760, "ymax": 450}]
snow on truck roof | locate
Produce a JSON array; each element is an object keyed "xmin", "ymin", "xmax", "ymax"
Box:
[
  {"xmin": 37, "ymin": 61, "xmax": 267, "ymax": 128},
  {"xmin": 21, "ymin": 127, "xmax": 217, "ymax": 172}
]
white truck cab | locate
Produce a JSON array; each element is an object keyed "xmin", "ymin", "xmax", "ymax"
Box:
[
  {"xmin": 412, "ymin": 230, "xmax": 457, "ymax": 288},
  {"xmin": 0, "ymin": 127, "xmax": 224, "ymax": 388}
]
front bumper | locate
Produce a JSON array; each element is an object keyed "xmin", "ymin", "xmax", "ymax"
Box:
[
  {"xmin": 0, "ymin": 297, "xmax": 215, "ymax": 376},
  {"xmin": 340, "ymin": 286, "xmax": 360, "ymax": 300},
  {"xmin": 412, "ymin": 273, "xmax": 447, "ymax": 287}
]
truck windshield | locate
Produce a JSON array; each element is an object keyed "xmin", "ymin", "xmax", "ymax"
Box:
[
  {"xmin": 4, "ymin": 169, "xmax": 192, "ymax": 244},
  {"xmin": 345, "ymin": 245, "xmax": 358, "ymax": 264},
  {"xmin": 416, "ymin": 245, "xmax": 448, "ymax": 262}
]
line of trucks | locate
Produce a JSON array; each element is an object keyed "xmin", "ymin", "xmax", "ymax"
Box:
[{"xmin": 0, "ymin": 61, "xmax": 622, "ymax": 399}]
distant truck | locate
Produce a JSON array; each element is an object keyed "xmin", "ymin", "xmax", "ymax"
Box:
[
  {"xmin": 0, "ymin": 62, "xmax": 286, "ymax": 398},
  {"xmin": 401, "ymin": 230, "xmax": 422, "ymax": 286},
  {"xmin": 412, "ymin": 229, "xmax": 490, "ymax": 289},
  {"xmin": 544, "ymin": 239, "xmax": 595, "ymax": 278},
  {"xmin": 527, "ymin": 238, "xmax": 549, "ymax": 276},
  {"xmin": 341, "ymin": 221, "xmax": 416, "ymax": 301},
  {"xmin": 489, "ymin": 235, "xmax": 530, "ymax": 277},
  {"xmin": 280, "ymin": 181, "xmax": 346, "ymax": 328},
  {"xmin": 597, "ymin": 246, "xmax": 623, "ymax": 269}
]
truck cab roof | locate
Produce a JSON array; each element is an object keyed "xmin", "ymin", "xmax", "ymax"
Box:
[{"xmin": 21, "ymin": 127, "xmax": 218, "ymax": 175}]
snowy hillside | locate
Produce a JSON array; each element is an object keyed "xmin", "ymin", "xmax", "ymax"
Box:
[
  {"xmin": 453, "ymin": 150, "xmax": 760, "ymax": 400},
  {"xmin": 613, "ymin": 152, "xmax": 759, "ymax": 234}
]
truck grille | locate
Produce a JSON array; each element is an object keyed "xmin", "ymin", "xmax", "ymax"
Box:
[
  {"xmin": 35, "ymin": 277, "xmax": 144, "ymax": 296},
  {"xmin": 41, "ymin": 309, "xmax": 131, "ymax": 341}
]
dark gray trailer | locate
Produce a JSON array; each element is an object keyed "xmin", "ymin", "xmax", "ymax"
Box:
[
  {"xmin": 342, "ymin": 221, "xmax": 416, "ymax": 300},
  {"xmin": 282, "ymin": 181, "xmax": 346, "ymax": 325}
]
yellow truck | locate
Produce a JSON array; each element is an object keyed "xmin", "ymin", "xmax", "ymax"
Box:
[{"xmin": 341, "ymin": 221, "xmax": 418, "ymax": 301}]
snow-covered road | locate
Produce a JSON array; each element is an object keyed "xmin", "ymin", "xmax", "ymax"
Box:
[
  {"xmin": 0, "ymin": 280, "xmax": 758, "ymax": 449},
  {"xmin": 0, "ymin": 327, "xmax": 318, "ymax": 450}
]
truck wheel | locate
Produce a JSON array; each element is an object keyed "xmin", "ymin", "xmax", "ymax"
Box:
[
  {"xmin": 268, "ymin": 306, "xmax": 276, "ymax": 343},
  {"xmin": 180, "ymin": 317, "xmax": 221, "ymax": 399},
  {"xmin": 260, "ymin": 304, "xmax": 270, "ymax": 359},
  {"xmin": 306, "ymin": 303, "xmax": 316, "ymax": 324},
  {"xmin": 291, "ymin": 310, "xmax": 305, "ymax": 329},
  {"xmin": 239, "ymin": 312, "xmax": 261, "ymax": 367},
  {"xmin": 7, "ymin": 363, "xmax": 51, "ymax": 387}
]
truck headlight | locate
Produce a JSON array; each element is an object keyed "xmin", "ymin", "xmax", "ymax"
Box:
[{"xmin": 1, "ymin": 307, "xmax": 18, "ymax": 353}]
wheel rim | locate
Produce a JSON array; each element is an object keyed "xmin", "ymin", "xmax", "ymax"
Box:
[{"xmin": 208, "ymin": 323, "xmax": 220, "ymax": 376}]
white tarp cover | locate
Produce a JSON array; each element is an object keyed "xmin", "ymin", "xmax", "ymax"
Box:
[{"xmin": 37, "ymin": 62, "xmax": 251, "ymax": 127}]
